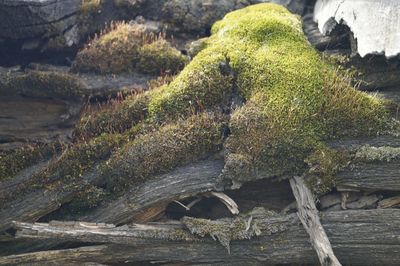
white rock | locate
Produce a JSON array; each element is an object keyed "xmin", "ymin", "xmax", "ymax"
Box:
[{"xmin": 314, "ymin": 0, "xmax": 400, "ymax": 58}]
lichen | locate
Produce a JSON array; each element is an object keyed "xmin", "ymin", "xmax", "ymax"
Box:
[
  {"xmin": 182, "ymin": 207, "xmax": 288, "ymax": 252},
  {"xmin": 355, "ymin": 145, "xmax": 400, "ymax": 162}
]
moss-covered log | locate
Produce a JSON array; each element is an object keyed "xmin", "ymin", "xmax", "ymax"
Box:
[{"xmin": 1, "ymin": 3, "xmax": 397, "ymax": 238}]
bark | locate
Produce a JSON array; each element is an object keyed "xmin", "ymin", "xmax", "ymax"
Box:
[{"xmin": 3, "ymin": 209, "xmax": 400, "ymax": 265}]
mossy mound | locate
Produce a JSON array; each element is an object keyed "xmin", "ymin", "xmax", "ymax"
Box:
[
  {"xmin": 213, "ymin": 4, "xmax": 388, "ymax": 187},
  {"xmin": 72, "ymin": 3, "xmax": 390, "ymax": 193},
  {"xmin": 10, "ymin": 3, "xmax": 392, "ymax": 206},
  {"xmin": 72, "ymin": 22, "xmax": 188, "ymax": 74}
]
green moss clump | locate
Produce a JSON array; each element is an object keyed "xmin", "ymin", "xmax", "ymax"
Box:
[
  {"xmin": 19, "ymin": 3, "xmax": 392, "ymax": 210},
  {"xmin": 147, "ymin": 46, "xmax": 234, "ymax": 121},
  {"xmin": 73, "ymin": 22, "xmax": 144, "ymax": 74},
  {"xmin": 138, "ymin": 38, "xmax": 189, "ymax": 75},
  {"xmin": 210, "ymin": 4, "xmax": 389, "ymax": 186},
  {"xmin": 4, "ymin": 71, "xmax": 84, "ymax": 100},
  {"xmin": 99, "ymin": 113, "xmax": 225, "ymax": 193},
  {"xmin": 72, "ymin": 22, "xmax": 187, "ymax": 75}
]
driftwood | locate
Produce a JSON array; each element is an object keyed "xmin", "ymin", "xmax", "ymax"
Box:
[
  {"xmin": 2, "ymin": 209, "xmax": 400, "ymax": 265},
  {"xmin": 290, "ymin": 176, "xmax": 341, "ymax": 266}
]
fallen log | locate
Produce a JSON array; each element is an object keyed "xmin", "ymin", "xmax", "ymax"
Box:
[
  {"xmin": 3, "ymin": 209, "xmax": 400, "ymax": 265},
  {"xmin": 0, "ymin": 159, "xmax": 223, "ymax": 232},
  {"xmin": 81, "ymin": 158, "xmax": 225, "ymax": 224}
]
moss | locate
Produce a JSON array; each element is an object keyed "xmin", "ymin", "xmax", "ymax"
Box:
[
  {"xmin": 43, "ymin": 133, "xmax": 125, "ymax": 187},
  {"xmin": 4, "ymin": 71, "xmax": 84, "ymax": 100},
  {"xmin": 182, "ymin": 207, "xmax": 287, "ymax": 252},
  {"xmin": 74, "ymin": 90, "xmax": 152, "ymax": 139},
  {"xmin": 2, "ymin": 134, "xmax": 124, "ymax": 203},
  {"xmin": 13, "ymin": 3, "xmax": 392, "ymax": 211},
  {"xmin": 72, "ymin": 22, "xmax": 187, "ymax": 75},
  {"xmin": 210, "ymin": 4, "xmax": 389, "ymax": 186},
  {"xmin": 74, "ymin": 3, "xmax": 389, "ymax": 192},
  {"xmin": 137, "ymin": 38, "xmax": 188, "ymax": 75},
  {"xmin": 305, "ymin": 146, "xmax": 350, "ymax": 195},
  {"xmin": 355, "ymin": 145, "xmax": 400, "ymax": 162},
  {"xmin": 187, "ymin": 38, "xmax": 209, "ymax": 58},
  {"xmin": 98, "ymin": 113, "xmax": 225, "ymax": 193},
  {"xmin": 73, "ymin": 22, "xmax": 144, "ymax": 74},
  {"xmin": 0, "ymin": 143, "xmax": 57, "ymax": 182},
  {"xmin": 147, "ymin": 46, "xmax": 234, "ymax": 121}
]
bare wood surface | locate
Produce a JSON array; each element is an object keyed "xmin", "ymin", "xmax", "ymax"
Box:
[
  {"xmin": 290, "ymin": 176, "xmax": 341, "ymax": 266},
  {"xmin": 337, "ymin": 161, "xmax": 400, "ymax": 191}
]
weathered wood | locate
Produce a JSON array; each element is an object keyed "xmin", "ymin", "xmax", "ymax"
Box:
[
  {"xmin": 327, "ymin": 135, "xmax": 400, "ymax": 192},
  {"xmin": 3, "ymin": 209, "xmax": 400, "ymax": 265},
  {"xmin": 337, "ymin": 161, "xmax": 400, "ymax": 192},
  {"xmin": 0, "ymin": 163, "xmax": 102, "ymax": 232},
  {"xmin": 290, "ymin": 176, "xmax": 341, "ymax": 266},
  {"xmin": 81, "ymin": 159, "xmax": 225, "ymax": 224}
]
